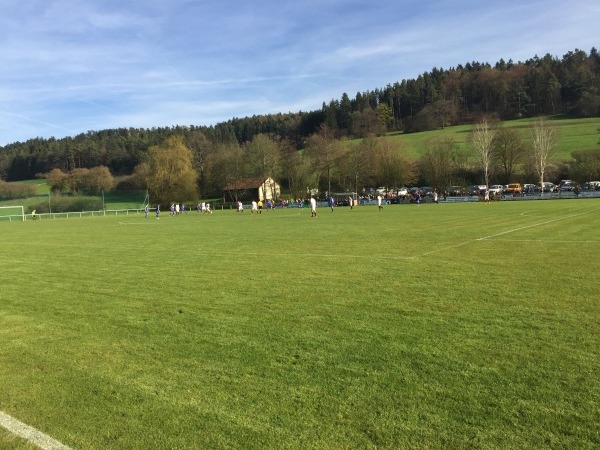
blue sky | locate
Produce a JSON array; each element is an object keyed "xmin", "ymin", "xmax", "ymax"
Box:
[{"xmin": 0, "ymin": 0, "xmax": 598, "ymax": 146}]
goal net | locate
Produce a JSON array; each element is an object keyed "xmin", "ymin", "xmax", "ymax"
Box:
[{"xmin": 0, "ymin": 205, "xmax": 25, "ymax": 221}]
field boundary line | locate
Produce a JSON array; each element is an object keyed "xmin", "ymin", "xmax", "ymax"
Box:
[
  {"xmin": 480, "ymin": 239, "xmax": 599, "ymax": 243},
  {"xmin": 416, "ymin": 208, "xmax": 598, "ymax": 258},
  {"xmin": 199, "ymin": 250, "xmax": 415, "ymax": 260},
  {"xmin": 0, "ymin": 411, "xmax": 72, "ymax": 450},
  {"xmin": 477, "ymin": 208, "xmax": 598, "ymax": 241}
]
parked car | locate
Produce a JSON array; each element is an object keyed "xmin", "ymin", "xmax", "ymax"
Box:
[
  {"xmin": 467, "ymin": 185, "xmax": 486, "ymax": 195},
  {"xmin": 488, "ymin": 185, "xmax": 504, "ymax": 195},
  {"xmin": 420, "ymin": 186, "xmax": 433, "ymax": 197},
  {"xmin": 447, "ymin": 186, "xmax": 464, "ymax": 196},
  {"xmin": 559, "ymin": 181, "xmax": 576, "ymax": 191},
  {"xmin": 540, "ymin": 182, "xmax": 556, "ymax": 192},
  {"xmin": 522, "ymin": 183, "xmax": 540, "ymax": 194},
  {"xmin": 505, "ymin": 183, "xmax": 522, "ymax": 194}
]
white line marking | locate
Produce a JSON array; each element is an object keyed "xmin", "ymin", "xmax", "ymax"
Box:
[
  {"xmin": 479, "ymin": 239, "xmax": 599, "ymax": 243},
  {"xmin": 477, "ymin": 209, "xmax": 598, "ymax": 241},
  {"xmin": 198, "ymin": 251, "xmax": 415, "ymax": 260},
  {"xmin": 0, "ymin": 411, "xmax": 72, "ymax": 450},
  {"xmin": 416, "ymin": 208, "xmax": 598, "ymax": 258}
]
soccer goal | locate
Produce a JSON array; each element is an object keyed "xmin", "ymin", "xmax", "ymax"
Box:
[{"xmin": 0, "ymin": 205, "xmax": 25, "ymax": 221}]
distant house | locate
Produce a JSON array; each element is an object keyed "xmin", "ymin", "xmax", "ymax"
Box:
[{"xmin": 223, "ymin": 177, "xmax": 281, "ymax": 202}]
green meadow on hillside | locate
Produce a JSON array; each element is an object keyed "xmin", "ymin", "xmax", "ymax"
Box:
[
  {"xmin": 377, "ymin": 116, "xmax": 600, "ymax": 160},
  {"xmin": 1, "ymin": 200, "xmax": 598, "ymax": 449}
]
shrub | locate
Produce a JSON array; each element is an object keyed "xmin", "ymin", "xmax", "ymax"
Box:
[
  {"xmin": 29, "ymin": 195, "xmax": 103, "ymax": 213},
  {"xmin": 0, "ymin": 180, "xmax": 37, "ymax": 200}
]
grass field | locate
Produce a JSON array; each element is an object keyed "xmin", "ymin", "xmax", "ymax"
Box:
[
  {"xmin": 378, "ymin": 116, "xmax": 600, "ymax": 161},
  {"xmin": 1, "ymin": 200, "xmax": 599, "ymax": 449}
]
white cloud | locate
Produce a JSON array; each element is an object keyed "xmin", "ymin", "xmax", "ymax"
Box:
[{"xmin": 1, "ymin": 0, "xmax": 599, "ymax": 145}]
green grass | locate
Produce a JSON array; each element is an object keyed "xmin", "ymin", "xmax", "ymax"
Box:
[
  {"xmin": 377, "ymin": 116, "xmax": 600, "ymax": 161},
  {"xmin": 1, "ymin": 201, "xmax": 599, "ymax": 449}
]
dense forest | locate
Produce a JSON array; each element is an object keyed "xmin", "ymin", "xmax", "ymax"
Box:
[{"xmin": 1, "ymin": 47, "xmax": 599, "ymax": 195}]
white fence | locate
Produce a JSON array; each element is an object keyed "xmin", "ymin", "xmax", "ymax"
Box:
[{"xmin": 0, "ymin": 209, "xmax": 145, "ymax": 222}]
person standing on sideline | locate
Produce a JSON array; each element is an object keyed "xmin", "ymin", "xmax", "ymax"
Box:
[
  {"xmin": 258, "ymin": 199, "xmax": 263, "ymax": 214},
  {"xmin": 155, "ymin": 204, "xmax": 160, "ymax": 219},
  {"xmin": 145, "ymin": 204, "xmax": 149, "ymax": 218},
  {"xmin": 484, "ymin": 189, "xmax": 490, "ymax": 203},
  {"xmin": 377, "ymin": 194, "xmax": 383, "ymax": 211},
  {"xmin": 328, "ymin": 195, "xmax": 335, "ymax": 212},
  {"xmin": 415, "ymin": 192, "xmax": 421, "ymax": 205},
  {"xmin": 310, "ymin": 196, "xmax": 317, "ymax": 217}
]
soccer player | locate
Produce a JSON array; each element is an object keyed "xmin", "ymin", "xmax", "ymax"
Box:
[
  {"xmin": 155, "ymin": 204, "xmax": 160, "ymax": 219},
  {"xmin": 145, "ymin": 204, "xmax": 149, "ymax": 218},
  {"xmin": 251, "ymin": 200, "xmax": 258, "ymax": 214},
  {"xmin": 377, "ymin": 194, "xmax": 383, "ymax": 211},
  {"xmin": 328, "ymin": 195, "xmax": 335, "ymax": 212},
  {"xmin": 310, "ymin": 196, "xmax": 317, "ymax": 217},
  {"xmin": 258, "ymin": 199, "xmax": 263, "ymax": 214}
]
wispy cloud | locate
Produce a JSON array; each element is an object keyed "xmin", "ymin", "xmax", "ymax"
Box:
[{"xmin": 1, "ymin": 0, "xmax": 598, "ymax": 145}]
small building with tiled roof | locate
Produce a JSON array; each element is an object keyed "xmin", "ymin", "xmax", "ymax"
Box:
[{"xmin": 223, "ymin": 177, "xmax": 280, "ymax": 202}]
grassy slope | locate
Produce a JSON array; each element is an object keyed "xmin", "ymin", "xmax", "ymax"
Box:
[
  {"xmin": 376, "ymin": 116, "xmax": 600, "ymax": 160},
  {"xmin": 1, "ymin": 201, "xmax": 599, "ymax": 449}
]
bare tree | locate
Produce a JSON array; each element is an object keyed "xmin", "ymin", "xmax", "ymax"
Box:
[
  {"xmin": 305, "ymin": 125, "xmax": 343, "ymax": 195},
  {"xmin": 492, "ymin": 127, "xmax": 526, "ymax": 183},
  {"xmin": 419, "ymin": 136, "xmax": 459, "ymax": 191},
  {"xmin": 187, "ymin": 130, "xmax": 213, "ymax": 194},
  {"xmin": 370, "ymin": 139, "xmax": 416, "ymax": 190},
  {"xmin": 471, "ymin": 119, "xmax": 496, "ymax": 187},
  {"xmin": 244, "ymin": 133, "xmax": 282, "ymax": 199},
  {"xmin": 530, "ymin": 118, "xmax": 557, "ymax": 194}
]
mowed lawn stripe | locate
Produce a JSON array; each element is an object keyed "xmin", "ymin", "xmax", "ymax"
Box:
[{"xmin": 1, "ymin": 200, "xmax": 599, "ymax": 449}]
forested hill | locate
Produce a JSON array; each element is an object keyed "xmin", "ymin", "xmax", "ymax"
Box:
[{"xmin": 1, "ymin": 47, "xmax": 599, "ymax": 181}]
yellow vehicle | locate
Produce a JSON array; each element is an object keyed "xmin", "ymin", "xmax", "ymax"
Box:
[{"xmin": 505, "ymin": 183, "xmax": 522, "ymax": 194}]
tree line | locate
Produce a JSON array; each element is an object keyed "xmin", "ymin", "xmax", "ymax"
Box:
[
  {"xmin": 40, "ymin": 118, "xmax": 593, "ymax": 206},
  {"xmin": 1, "ymin": 47, "xmax": 599, "ymax": 196}
]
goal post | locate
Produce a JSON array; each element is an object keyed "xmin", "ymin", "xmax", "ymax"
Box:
[{"xmin": 0, "ymin": 205, "xmax": 25, "ymax": 221}]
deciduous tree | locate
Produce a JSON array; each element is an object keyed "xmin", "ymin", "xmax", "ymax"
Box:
[
  {"xmin": 305, "ymin": 125, "xmax": 343, "ymax": 195},
  {"xmin": 146, "ymin": 136, "xmax": 198, "ymax": 205},
  {"xmin": 471, "ymin": 119, "xmax": 496, "ymax": 187},
  {"xmin": 492, "ymin": 127, "xmax": 526, "ymax": 183},
  {"xmin": 419, "ymin": 137, "xmax": 459, "ymax": 190},
  {"xmin": 530, "ymin": 118, "xmax": 557, "ymax": 194}
]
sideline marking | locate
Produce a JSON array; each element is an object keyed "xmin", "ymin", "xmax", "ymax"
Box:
[
  {"xmin": 118, "ymin": 221, "xmax": 155, "ymax": 225},
  {"xmin": 477, "ymin": 208, "xmax": 598, "ymax": 241},
  {"xmin": 416, "ymin": 208, "xmax": 598, "ymax": 258},
  {"xmin": 197, "ymin": 250, "xmax": 415, "ymax": 261},
  {"xmin": 0, "ymin": 411, "xmax": 72, "ymax": 450}
]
